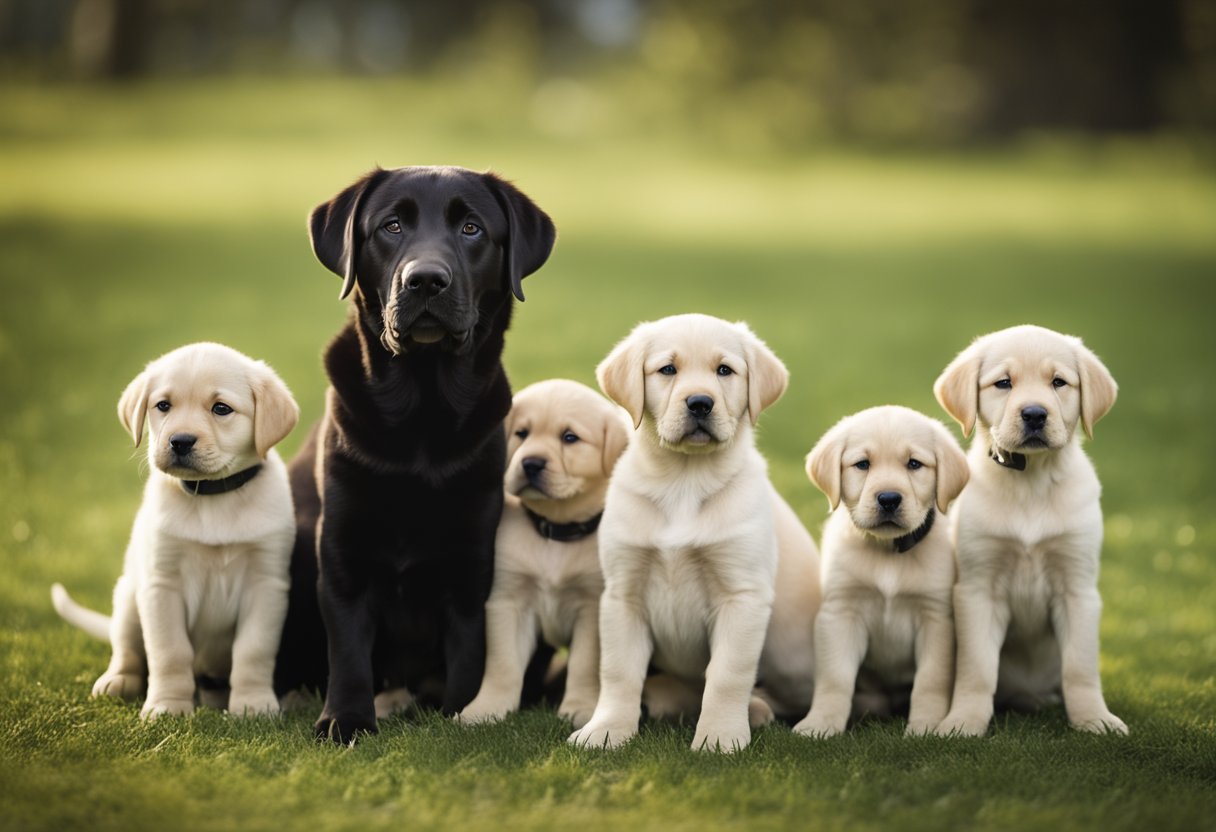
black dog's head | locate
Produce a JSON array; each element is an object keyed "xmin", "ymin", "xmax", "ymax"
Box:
[{"xmin": 309, "ymin": 166, "xmax": 556, "ymax": 355}]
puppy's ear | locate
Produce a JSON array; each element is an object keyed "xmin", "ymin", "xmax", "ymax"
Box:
[
  {"xmin": 117, "ymin": 370, "xmax": 151, "ymax": 447},
  {"xmin": 806, "ymin": 422, "xmax": 847, "ymax": 511},
  {"xmin": 309, "ymin": 168, "xmax": 388, "ymax": 300},
  {"xmin": 485, "ymin": 172, "xmax": 557, "ymax": 302},
  {"xmin": 931, "ymin": 419, "xmax": 971, "ymax": 513},
  {"xmin": 597, "ymin": 329, "xmax": 647, "ymax": 429},
  {"xmin": 1074, "ymin": 340, "xmax": 1117, "ymax": 439},
  {"xmin": 934, "ymin": 343, "xmax": 981, "ymax": 438},
  {"xmin": 250, "ymin": 363, "xmax": 300, "ymax": 458},
  {"xmin": 739, "ymin": 324, "xmax": 789, "ymax": 425},
  {"xmin": 601, "ymin": 408, "xmax": 631, "ymax": 476}
]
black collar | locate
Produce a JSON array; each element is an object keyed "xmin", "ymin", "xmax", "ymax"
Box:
[
  {"xmin": 525, "ymin": 507, "xmax": 603, "ymax": 543},
  {"xmin": 179, "ymin": 464, "xmax": 262, "ymax": 496},
  {"xmin": 894, "ymin": 508, "xmax": 935, "ymax": 554},
  {"xmin": 989, "ymin": 446, "xmax": 1027, "ymax": 471}
]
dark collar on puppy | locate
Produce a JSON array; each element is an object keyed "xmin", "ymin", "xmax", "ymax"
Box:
[
  {"xmin": 893, "ymin": 508, "xmax": 935, "ymax": 554},
  {"xmin": 989, "ymin": 446, "xmax": 1027, "ymax": 471},
  {"xmin": 525, "ymin": 507, "xmax": 603, "ymax": 543},
  {"xmin": 179, "ymin": 464, "xmax": 262, "ymax": 496}
]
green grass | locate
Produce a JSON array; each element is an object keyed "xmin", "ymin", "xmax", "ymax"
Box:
[{"xmin": 1, "ymin": 77, "xmax": 1214, "ymax": 831}]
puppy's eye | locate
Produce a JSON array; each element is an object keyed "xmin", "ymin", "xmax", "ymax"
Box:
[
  {"xmin": 212, "ymin": 402, "xmax": 233, "ymax": 416},
  {"xmin": 658, "ymin": 364, "xmax": 677, "ymax": 376},
  {"xmin": 907, "ymin": 459, "xmax": 923, "ymax": 470},
  {"xmin": 461, "ymin": 222, "xmax": 482, "ymax": 237},
  {"xmin": 514, "ymin": 428, "xmax": 529, "ymax": 439},
  {"xmin": 1052, "ymin": 377, "xmax": 1068, "ymax": 389},
  {"xmin": 155, "ymin": 401, "xmax": 171, "ymax": 413},
  {"xmin": 994, "ymin": 379, "xmax": 1012, "ymax": 390},
  {"xmin": 562, "ymin": 431, "xmax": 580, "ymax": 444},
  {"xmin": 717, "ymin": 365, "xmax": 734, "ymax": 377},
  {"xmin": 854, "ymin": 460, "xmax": 870, "ymax": 471},
  {"xmin": 382, "ymin": 219, "xmax": 401, "ymax": 234}
]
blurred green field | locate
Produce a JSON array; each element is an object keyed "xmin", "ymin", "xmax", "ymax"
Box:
[{"xmin": 1, "ymin": 77, "xmax": 1214, "ymax": 831}]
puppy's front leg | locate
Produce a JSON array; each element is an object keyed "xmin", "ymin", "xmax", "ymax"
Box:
[
  {"xmin": 568, "ymin": 593, "xmax": 651, "ymax": 749},
  {"xmin": 694, "ymin": 596, "xmax": 771, "ymax": 753},
  {"xmin": 1052, "ymin": 587, "xmax": 1127, "ymax": 734},
  {"xmin": 906, "ymin": 607, "xmax": 954, "ymax": 735},
  {"xmin": 934, "ymin": 583, "xmax": 1008, "ymax": 737},
  {"xmin": 458, "ymin": 596, "xmax": 536, "ymax": 724},
  {"xmin": 558, "ymin": 602, "xmax": 601, "ymax": 729},
  {"xmin": 138, "ymin": 579, "xmax": 196, "ymax": 719},
  {"xmin": 93, "ymin": 575, "xmax": 146, "ymax": 701},
  {"xmin": 794, "ymin": 604, "xmax": 866, "ymax": 738},
  {"xmin": 228, "ymin": 559, "xmax": 290, "ymax": 717}
]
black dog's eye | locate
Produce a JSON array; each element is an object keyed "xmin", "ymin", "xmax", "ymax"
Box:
[
  {"xmin": 212, "ymin": 402, "xmax": 233, "ymax": 416},
  {"xmin": 461, "ymin": 222, "xmax": 482, "ymax": 237},
  {"xmin": 382, "ymin": 219, "xmax": 401, "ymax": 234},
  {"xmin": 658, "ymin": 364, "xmax": 677, "ymax": 376},
  {"xmin": 514, "ymin": 428, "xmax": 529, "ymax": 439},
  {"xmin": 1052, "ymin": 377, "xmax": 1068, "ymax": 389},
  {"xmin": 717, "ymin": 365, "xmax": 734, "ymax": 376},
  {"xmin": 907, "ymin": 459, "xmax": 923, "ymax": 470},
  {"xmin": 155, "ymin": 400, "xmax": 171, "ymax": 413},
  {"xmin": 854, "ymin": 460, "xmax": 870, "ymax": 470},
  {"xmin": 994, "ymin": 378, "xmax": 1012, "ymax": 390},
  {"xmin": 562, "ymin": 431, "xmax": 580, "ymax": 444}
]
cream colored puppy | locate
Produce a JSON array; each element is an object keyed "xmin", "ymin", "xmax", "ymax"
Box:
[
  {"xmin": 568, "ymin": 314, "xmax": 820, "ymax": 753},
  {"xmin": 51, "ymin": 342, "xmax": 298, "ymax": 719},
  {"xmin": 932, "ymin": 324, "xmax": 1126, "ymax": 736},
  {"xmin": 459, "ymin": 379, "xmax": 629, "ymax": 728},
  {"xmin": 794, "ymin": 406, "xmax": 968, "ymax": 738}
]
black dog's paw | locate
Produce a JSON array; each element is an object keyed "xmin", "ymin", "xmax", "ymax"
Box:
[{"xmin": 314, "ymin": 711, "xmax": 378, "ymax": 744}]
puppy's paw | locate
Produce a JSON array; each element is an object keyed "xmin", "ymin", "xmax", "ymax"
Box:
[
  {"xmin": 92, "ymin": 671, "xmax": 145, "ymax": 701},
  {"xmin": 904, "ymin": 720, "xmax": 937, "ymax": 737},
  {"xmin": 558, "ymin": 697, "xmax": 598, "ymax": 730},
  {"xmin": 228, "ymin": 689, "xmax": 281, "ymax": 717},
  {"xmin": 691, "ymin": 719, "xmax": 751, "ymax": 753},
  {"xmin": 568, "ymin": 718, "xmax": 636, "ymax": 749},
  {"xmin": 932, "ymin": 711, "xmax": 990, "ymax": 737},
  {"xmin": 456, "ymin": 699, "xmax": 511, "ymax": 725},
  {"xmin": 315, "ymin": 711, "xmax": 378, "ymax": 744},
  {"xmin": 792, "ymin": 712, "xmax": 845, "ymax": 739},
  {"xmin": 1071, "ymin": 710, "xmax": 1128, "ymax": 735},
  {"xmin": 747, "ymin": 696, "xmax": 775, "ymax": 729},
  {"xmin": 140, "ymin": 698, "xmax": 195, "ymax": 720},
  {"xmin": 375, "ymin": 688, "xmax": 415, "ymax": 720}
]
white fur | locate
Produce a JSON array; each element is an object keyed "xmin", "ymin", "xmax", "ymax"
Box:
[
  {"xmin": 568, "ymin": 314, "xmax": 820, "ymax": 753},
  {"xmin": 931, "ymin": 325, "xmax": 1126, "ymax": 736}
]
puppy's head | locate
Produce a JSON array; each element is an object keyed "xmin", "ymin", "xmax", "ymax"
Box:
[
  {"xmin": 308, "ymin": 166, "xmax": 556, "ymax": 355},
  {"xmin": 807, "ymin": 406, "xmax": 969, "ymax": 540},
  {"xmin": 504, "ymin": 379, "xmax": 629, "ymax": 523},
  {"xmin": 596, "ymin": 314, "xmax": 788, "ymax": 455},
  {"xmin": 118, "ymin": 343, "xmax": 299, "ymax": 480},
  {"xmin": 934, "ymin": 325, "xmax": 1117, "ymax": 458}
]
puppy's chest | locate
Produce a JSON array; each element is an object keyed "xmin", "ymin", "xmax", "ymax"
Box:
[{"xmin": 178, "ymin": 545, "xmax": 255, "ymax": 633}]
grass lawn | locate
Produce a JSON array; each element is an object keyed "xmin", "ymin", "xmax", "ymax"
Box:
[{"xmin": 1, "ymin": 77, "xmax": 1213, "ymax": 830}]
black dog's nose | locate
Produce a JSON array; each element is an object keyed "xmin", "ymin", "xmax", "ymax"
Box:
[
  {"xmin": 686, "ymin": 395, "xmax": 714, "ymax": 418},
  {"xmin": 521, "ymin": 457, "xmax": 547, "ymax": 479},
  {"xmin": 405, "ymin": 268, "xmax": 451, "ymax": 297},
  {"xmin": 169, "ymin": 433, "xmax": 197, "ymax": 455},
  {"xmin": 877, "ymin": 491, "xmax": 902, "ymax": 512},
  {"xmin": 1021, "ymin": 405, "xmax": 1048, "ymax": 430}
]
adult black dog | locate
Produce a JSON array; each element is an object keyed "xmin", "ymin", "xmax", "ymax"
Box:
[{"xmin": 276, "ymin": 166, "xmax": 556, "ymax": 743}]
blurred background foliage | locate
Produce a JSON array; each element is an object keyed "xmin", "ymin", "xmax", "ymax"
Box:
[{"xmin": 2, "ymin": 0, "xmax": 1213, "ymax": 148}]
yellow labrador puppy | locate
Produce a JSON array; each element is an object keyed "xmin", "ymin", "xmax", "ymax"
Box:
[
  {"xmin": 794, "ymin": 406, "xmax": 968, "ymax": 738},
  {"xmin": 459, "ymin": 379, "xmax": 629, "ymax": 727},
  {"xmin": 932, "ymin": 324, "xmax": 1126, "ymax": 735},
  {"xmin": 51, "ymin": 342, "xmax": 298, "ymax": 719},
  {"xmin": 569, "ymin": 314, "xmax": 820, "ymax": 753}
]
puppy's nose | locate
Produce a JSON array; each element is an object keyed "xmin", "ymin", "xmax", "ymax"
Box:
[
  {"xmin": 876, "ymin": 491, "xmax": 902, "ymax": 512},
  {"xmin": 686, "ymin": 395, "xmax": 714, "ymax": 418},
  {"xmin": 1021, "ymin": 405, "xmax": 1048, "ymax": 430},
  {"xmin": 405, "ymin": 267, "xmax": 451, "ymax": 297},
  {"xmin": 521, "ymin": 457, "xmax": 547, "ymax": 480},
  {"xmin": 169, "ymin": 433, "xmax": 197, "ymax": 455}
]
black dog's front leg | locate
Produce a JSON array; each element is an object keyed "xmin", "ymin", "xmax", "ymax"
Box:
[
  {"xmin": 442, "ymin": 598, "xmax": 488, "ymax": 715},
  {"xmin": 315, "ymin": 570, "xmax": 378, "ymax": 743}
]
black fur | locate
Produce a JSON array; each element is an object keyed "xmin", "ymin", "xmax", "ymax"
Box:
[{"xmin": 274, "ymin": 166, "xmax": 555, "ymax": 743}]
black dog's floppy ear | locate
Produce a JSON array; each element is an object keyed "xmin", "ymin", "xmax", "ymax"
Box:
[
  {"xmin": 484, "ymin": 172, "xmax": 556, "ymax": 302},
  {"xmin": 309, "ymin": 168, "xmax": 388, "ymax": 300}
]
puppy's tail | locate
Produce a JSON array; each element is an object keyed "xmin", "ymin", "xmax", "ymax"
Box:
[{"xmin": 50, "ymin": 583, "xmax": 111, "ymax": 642}]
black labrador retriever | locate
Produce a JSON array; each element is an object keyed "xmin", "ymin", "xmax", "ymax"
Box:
[{"xmin": 275, "ymin": 166, "xmax": 556, "ymax": 742}]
